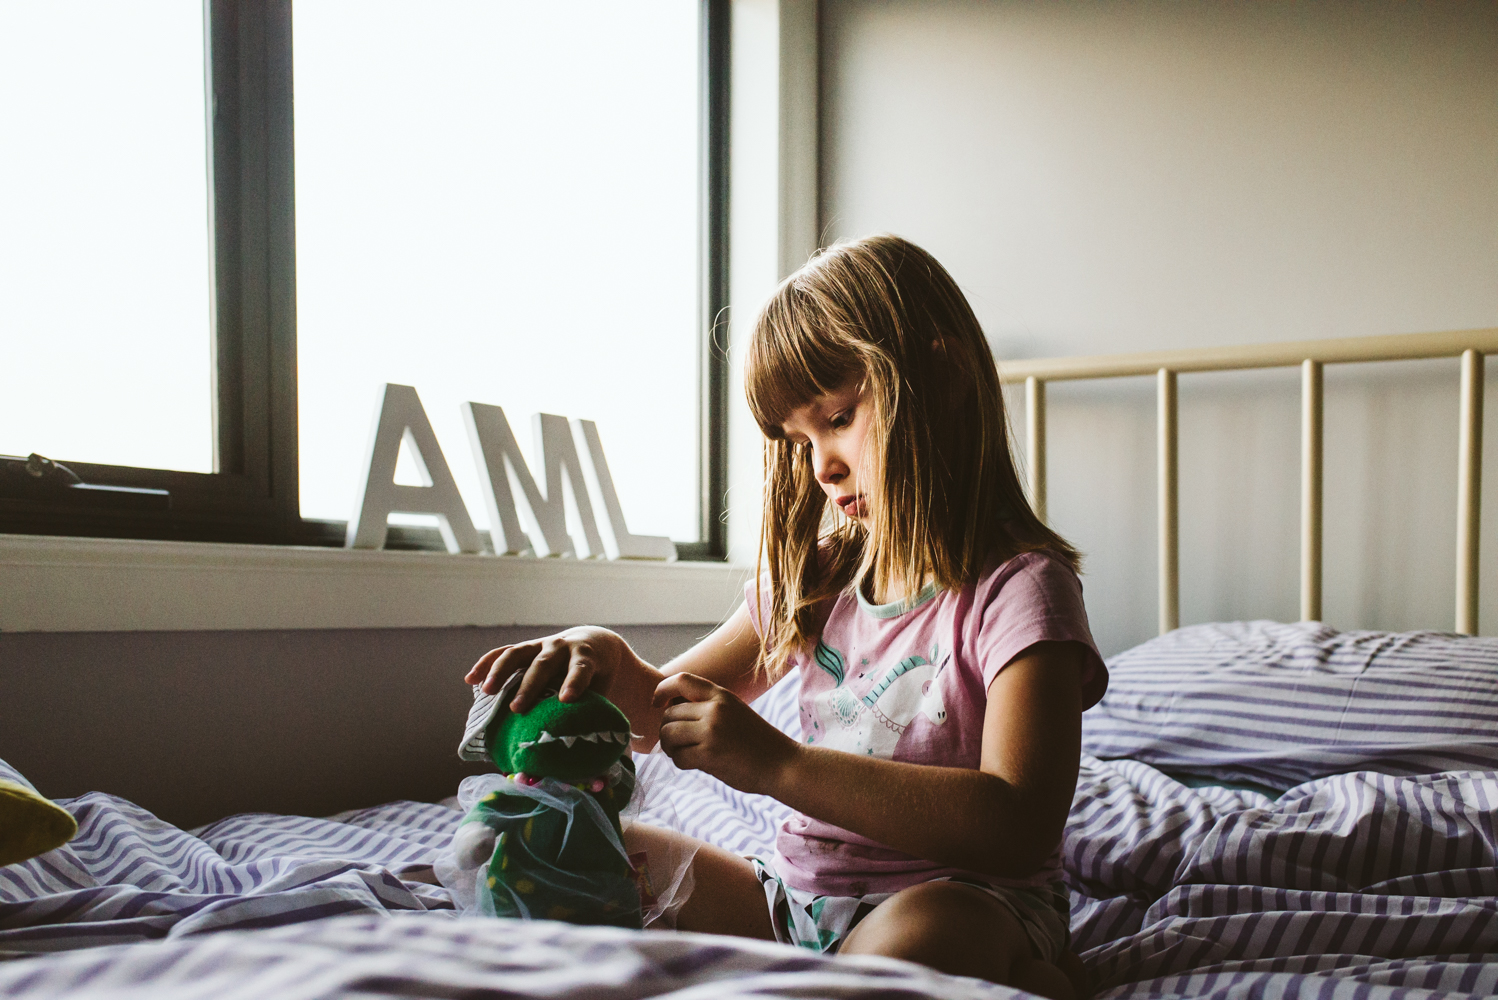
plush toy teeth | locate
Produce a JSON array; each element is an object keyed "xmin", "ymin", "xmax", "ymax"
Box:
[{"xmin": 516, "ymin": 729, "xmax": 631, "ymax": 751}]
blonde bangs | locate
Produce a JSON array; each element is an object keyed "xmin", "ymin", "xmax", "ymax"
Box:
[{"xmin": 744, "ymin": 280, "xmax": 866, "ymax": 437}]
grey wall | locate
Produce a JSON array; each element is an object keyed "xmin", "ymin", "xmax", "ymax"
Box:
[
  {"xmin": 821, "ymin": 0, "xmax": 1498, "ymax": 655},
  {"xmin": 0, "ymin": 624, "xmax": 707, "ymax": 828}
]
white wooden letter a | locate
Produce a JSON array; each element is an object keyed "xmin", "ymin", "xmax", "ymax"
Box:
[{"xmin": 347, "ymin": 383, "xmax": 482, "ymax": 553}]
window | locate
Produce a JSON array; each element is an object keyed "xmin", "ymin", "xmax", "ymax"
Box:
[
  {"xmin": 0, "ymin": 1, "xmax": 211, "ymax": 477},
  {"xmin": 0, "ymin": 0, "xmax": 728, "ymax": 558}
]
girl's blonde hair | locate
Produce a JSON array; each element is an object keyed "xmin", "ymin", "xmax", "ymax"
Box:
[{"xmin": 745, "ymin": 234, "xmax": 1080, "ymax": 679}]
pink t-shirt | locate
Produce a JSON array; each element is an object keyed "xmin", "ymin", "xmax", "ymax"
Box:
[{"xmin": 746, "ymin": 550, "xmax": 1107, "ymax": 897}]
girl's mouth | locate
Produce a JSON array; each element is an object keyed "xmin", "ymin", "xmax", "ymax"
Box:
[{"xmin": 836, "ymin": 494, "xmax": 866, "ymax": 517}]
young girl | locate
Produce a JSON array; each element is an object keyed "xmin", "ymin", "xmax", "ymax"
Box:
[{"xmin": 464, "ymin": 234, "xmax": 1107, "ymax": 998}]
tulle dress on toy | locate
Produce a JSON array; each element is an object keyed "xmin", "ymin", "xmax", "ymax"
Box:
[{"xmin": 436, "ymin": 671, "xmax": 693, "ymax": 928}]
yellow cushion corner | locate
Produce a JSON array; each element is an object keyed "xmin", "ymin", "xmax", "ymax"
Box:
[{"xmin": 0, "ymin": 778, "xmax": 78, "ymax": 867}]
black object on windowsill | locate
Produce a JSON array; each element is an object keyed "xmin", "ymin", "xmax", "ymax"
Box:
[{"xmin": 0, "ymin": 454, "xmax": 171, "ymax": 511}]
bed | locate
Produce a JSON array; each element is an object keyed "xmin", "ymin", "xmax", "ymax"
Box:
[
  {"xmin": 4, "ymin": 331, "xmax": 1497, "ymax": 998},
  {"xmin": 5, "ymin": 623, "xmax": 1497, "ymax": 998}
]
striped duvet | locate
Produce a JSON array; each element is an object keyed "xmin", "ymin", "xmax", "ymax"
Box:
[{"xmin": 2, "ymin": 626, "xmax": 1496, "ymax": 998}]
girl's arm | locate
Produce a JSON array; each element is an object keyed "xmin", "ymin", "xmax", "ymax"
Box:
[
  {"xmin": 464, "ymin": 601, "xmax": 765, "ymax": 753},
  {"xmin": 656, "ymin": 640, "xmax": 1084, "ymax": 881}
]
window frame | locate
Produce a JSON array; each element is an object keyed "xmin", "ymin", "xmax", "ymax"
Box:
[{"xmin": 0, "ymin": 0, "xmax": 731, "ymax": 560}]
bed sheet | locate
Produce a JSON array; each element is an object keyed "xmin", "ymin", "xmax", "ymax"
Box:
[
  {"xmin": 0, "ymin": 759, "xmax": 459, "ymax": 955},
  {"xmin": 1070, "ymin": 755, "xmax": 1498, "ymax": 998},
  {"xmin": 0, "ymin": 912, "xmax": 1028, "ymax": 1000},
  {"xmin": 4, "ymin": 672, "xmax": 1498, "ymax": 997}
]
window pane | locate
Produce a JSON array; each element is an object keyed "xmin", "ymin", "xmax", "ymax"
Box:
[
  {"xmin": 294, "ymin": 1, "xmax": 701, "ymax": 541},
  {"xmin": 0, "ymin": 1, "xmax": 212, "ymax": 473}
]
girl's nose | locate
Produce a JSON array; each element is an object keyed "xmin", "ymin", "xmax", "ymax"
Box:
[{"xmin": 812, "ymin": 444, "xmax": 846, "ymax": 485}]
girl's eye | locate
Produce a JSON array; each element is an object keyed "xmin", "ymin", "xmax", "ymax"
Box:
[{"xmin": 829, "ymin": 411, "xmax": 851, "ymax": 429}]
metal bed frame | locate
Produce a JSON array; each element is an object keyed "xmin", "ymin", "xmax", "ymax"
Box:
[{"xmin": 1000, "ymin": 328, "xmax": 1498, "ymax": 636}]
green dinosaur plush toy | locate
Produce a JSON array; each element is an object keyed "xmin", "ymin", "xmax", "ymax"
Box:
[{"xmin": 451, "ymin": 673, "xmax": 642, "ymax": 928}]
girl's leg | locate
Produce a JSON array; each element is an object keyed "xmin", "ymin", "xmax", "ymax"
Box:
[
  {"xmin": 838, "ymin": 881, "xmax": 1079, "ymax": 1000},
  {"xmin": 623, "ymin": 824, "xmax": 773, "ymax": 940}
]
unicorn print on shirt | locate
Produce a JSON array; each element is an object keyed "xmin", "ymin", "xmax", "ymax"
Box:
[{"xmin": 808, "ymin": 642, "xmax": 950, "ymax": 758}]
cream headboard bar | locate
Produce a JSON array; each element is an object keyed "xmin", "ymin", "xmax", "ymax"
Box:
[{"xmin": 999, "ymin": 327, "xmax": 1498, "ymax": 637}]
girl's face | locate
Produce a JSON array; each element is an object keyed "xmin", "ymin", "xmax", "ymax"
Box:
[{"xmin": 778, "ymin": 381, "xmax": 873, "ymax": 523}]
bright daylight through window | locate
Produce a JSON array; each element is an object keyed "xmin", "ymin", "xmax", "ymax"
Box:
[
  {"xmin": 1, "ymin": 1, "xmax": 707, "ymax": 550},
  {"xmin": 293, "ymin": 1, "xmax": 703, "ymax": 544},
  {"xmin": 0, "ymin": 1, "xmax": 212, "ymax": 474}
]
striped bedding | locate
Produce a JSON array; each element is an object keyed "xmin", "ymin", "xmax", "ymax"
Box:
[
  {"xmin": 1083, "ymin": 620, "xmax": 1498, "ymax": 790},
  {"xmin": 0, "ymin": 912, "xmax": 1016, "ymax": 999},
  {"xmin": 1069, "ymin": 756, "xmax": 1498, "ymax": 998},
  {"xmin": 3, "ymin": 634, "xmax": 1498, "ymax": 997},
  {"xmin": 0, "ymin": 770, "xmax": 458, "ymax": 956}
]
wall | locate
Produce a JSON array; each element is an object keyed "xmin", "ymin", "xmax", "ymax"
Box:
[
  {"xmin": 0, "ymin": 624, "xmax": 706, "ymax": 828},
  {"xmin": 820, "ymin": 0, "xmax": 1498, "ymax": 654},
  {"xmin": 726, "ymin": 0, "xmax": 820, "ymax": 566}
]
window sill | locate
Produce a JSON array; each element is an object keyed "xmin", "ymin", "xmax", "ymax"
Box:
[{"xmin": 0, "ymin": 533, "xmax": 750, "ymax": 633}]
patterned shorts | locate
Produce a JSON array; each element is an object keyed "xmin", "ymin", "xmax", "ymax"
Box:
[{"xmin": 750, "ymin": 858, "xmax": 1071, "ymax": 962}]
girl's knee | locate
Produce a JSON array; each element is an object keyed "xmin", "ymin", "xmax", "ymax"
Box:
[
  {"xmin": 624, "ymin": 826, "xmax": 770, "ymax": 939},
  {"xmin": 840, "ymin": 881, "xmax": 1030, "ymax": 980}
]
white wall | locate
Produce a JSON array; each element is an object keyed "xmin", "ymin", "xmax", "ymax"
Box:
[
  {"xmin": 726, "ymin": 0, "xmax": 820, "ymax": 566},
  {"xmin": 820, "ymin": 0, "xmax": 1498, "ymax": 654}
]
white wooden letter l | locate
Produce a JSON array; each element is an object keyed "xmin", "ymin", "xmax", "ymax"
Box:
[{"xmin": 574, "ymin": 419, "xmax": 677, "ymax": 561}]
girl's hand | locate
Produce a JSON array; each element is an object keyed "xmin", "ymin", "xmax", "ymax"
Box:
[
  {"xmin": 653, "ymin": 673, "xmax": 801, "ymax": 797},
  {"xmin": 465, "ymin": 626, "xmax": 646, "ymax": 714}
]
